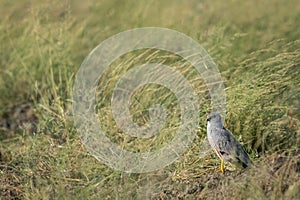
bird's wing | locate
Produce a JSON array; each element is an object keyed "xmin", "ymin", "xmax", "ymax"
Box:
[{"xmin": 219, "ymin": 127, "xmax": 251, "ymax": 168}]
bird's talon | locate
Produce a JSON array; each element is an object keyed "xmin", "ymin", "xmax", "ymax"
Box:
[
  {"xmin": 217, "ymin": 167, "xmax": 225, "ymax": 173},
  {"xmin": 217, "ymin": 160, "xmax": 225, "ymax": 173}
]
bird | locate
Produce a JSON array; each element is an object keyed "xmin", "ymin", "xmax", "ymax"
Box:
[{"xmin": 206, "ymin": 112, "xmax": 251, "ymax": 173}]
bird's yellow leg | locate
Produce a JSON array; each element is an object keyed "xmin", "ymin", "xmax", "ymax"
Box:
[{"xmin": 217, "ymin": 160, "xmax": 225, "ymax": 173}]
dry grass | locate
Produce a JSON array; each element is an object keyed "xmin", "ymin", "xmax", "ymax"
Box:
[{"xmin": 0, "ymin": 0, "xmax": 299, "ymax": 199}]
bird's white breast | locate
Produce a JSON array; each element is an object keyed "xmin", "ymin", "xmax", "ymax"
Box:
[
  {"xmin": 207, "ymin": 121, "xmax": 214, "ymax": 145},
  {"xmin": 207, "ymin": 121, "xmax": 211, "ymax": 130}
]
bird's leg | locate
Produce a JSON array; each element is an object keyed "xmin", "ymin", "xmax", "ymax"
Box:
[{"xmin": 218, "ymin": 160, "xmax": 225, "ymax": 173}]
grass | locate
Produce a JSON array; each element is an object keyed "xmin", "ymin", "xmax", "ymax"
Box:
[{"xmin": 0, "ymin": 0, "xmax": 299, "ymax": 199}]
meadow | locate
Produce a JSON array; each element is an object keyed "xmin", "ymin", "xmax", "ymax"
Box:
[{"xmin": 0, "ymin": 0, "xmax": 299, "ymax": 199}]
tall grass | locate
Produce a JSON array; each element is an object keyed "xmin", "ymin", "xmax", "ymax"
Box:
[{"xmin": 0, "ymin": 0, "xmax": 299, "ymax": 199}]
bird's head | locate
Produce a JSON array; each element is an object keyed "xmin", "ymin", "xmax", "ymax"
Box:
[{"xmin": 207, "ymin": 112, "xmax": 223, "ymax": 126}]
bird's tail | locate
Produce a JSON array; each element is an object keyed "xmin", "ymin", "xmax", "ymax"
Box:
[{"xmin": 236, "ymin": 145, "xmax": 252, "ymax": 168}]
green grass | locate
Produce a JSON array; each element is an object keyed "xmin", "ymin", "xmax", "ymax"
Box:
[{"xmin": 0, "ymin": 0, "xmax": 299, "ymax": 199}]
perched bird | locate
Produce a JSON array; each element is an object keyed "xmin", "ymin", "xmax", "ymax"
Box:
[{"xmin": 207, "ymin": 112, "xmax": 251, "ymax": 173}]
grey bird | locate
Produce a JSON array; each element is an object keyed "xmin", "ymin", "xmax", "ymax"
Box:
[{"xmin": 207, "ymin": 112, "xmax": 251, "ymax": 172}]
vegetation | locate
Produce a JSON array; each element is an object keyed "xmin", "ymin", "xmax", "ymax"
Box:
[{"xmin": 0, "ymin": 0, "xmax": 299, "ymax": 199}]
